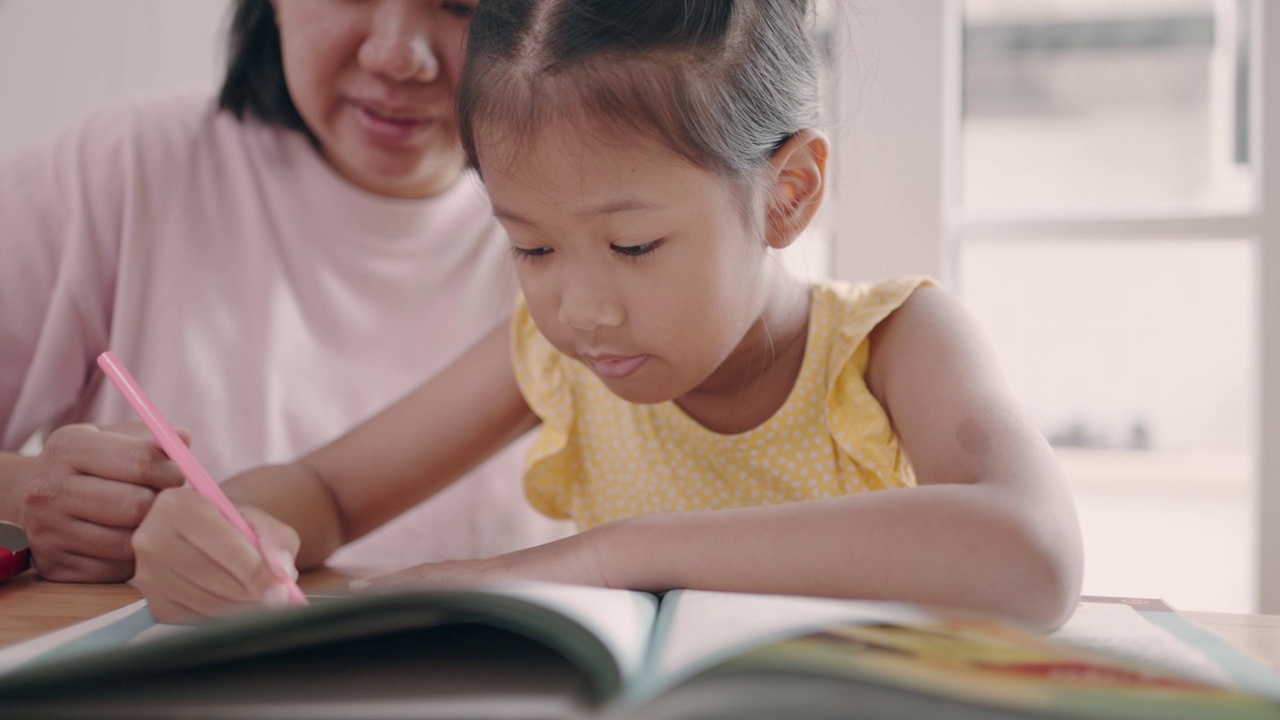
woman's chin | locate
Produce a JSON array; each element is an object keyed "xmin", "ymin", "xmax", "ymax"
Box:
[{"xmin": 338, "ymin": 158, "xmax": 466, "ymax": 199}]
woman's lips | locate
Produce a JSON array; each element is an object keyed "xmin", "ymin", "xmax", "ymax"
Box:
[
  {"xmin": 351, "ymin": 102, "xmax": 435, "ymax": 141},
  {"xmin": 584, "ymin": 354, "xmax": 649, "ymax": 379}
]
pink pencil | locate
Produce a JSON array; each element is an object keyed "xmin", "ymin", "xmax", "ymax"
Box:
[{"xmin": 96, "ymin": 351, "xmax": 307, "ymax": 606}]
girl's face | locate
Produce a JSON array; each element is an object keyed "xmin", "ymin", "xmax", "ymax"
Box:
[
  {"xmin": 483, "ymin": 125, "xmax": 789, "ymax": 406},
  {"xmin": 273, "ymin": 0, "xmax": 475, "ymax": 199}
]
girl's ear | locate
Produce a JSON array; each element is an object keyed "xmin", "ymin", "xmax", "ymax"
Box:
[{"xmin": 764, "ymin": 129, "xmax": 830, "ymax": 250}]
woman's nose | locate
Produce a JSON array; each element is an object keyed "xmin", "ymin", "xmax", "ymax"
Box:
[{"xmin": 358, "ymin": 0, "xmax": 440, "ymax": 83}]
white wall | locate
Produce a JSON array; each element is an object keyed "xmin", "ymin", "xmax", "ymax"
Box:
[
  {"xmin": 827, "ymin": 0, "xmax": 956, "ymax": 284},
  {"xmin": 0, "ymin": 0, "xmax": 229, "ymax": 162}
]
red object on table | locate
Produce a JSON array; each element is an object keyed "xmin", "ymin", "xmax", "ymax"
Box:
[{"xmin": 0, "ymin": 522, "xmax": 32, "ymax": 581}]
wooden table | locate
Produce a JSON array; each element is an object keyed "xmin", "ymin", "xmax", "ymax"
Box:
[
  {"xmin": 0, "ymin": 566, "xmax": 364, "ymax": 648},
  {"xmin": 4, "ymin": 568, "xmax": 1280, "ymax": 673}
]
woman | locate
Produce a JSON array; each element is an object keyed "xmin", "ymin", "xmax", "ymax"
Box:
[{"xmin": 0, "ymin": 0, "xmax": 568, "ymax": 582}]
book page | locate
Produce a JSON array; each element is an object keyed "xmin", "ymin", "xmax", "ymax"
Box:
[
  {"xmin": 1053, "ymin": 597, "xmax": 1280, "ymax": 701},
  {"xmin": 1051, "ymin": 600, "xmax": 1232, "ymax": 685},
  {"xmin": 0, "ymin": 600, "xmax": 162, "ymax": 674},
  {"xmin": 0, "ymin": 592, "xmax": 610, "ymax": 718},
  {"xmin": 622, "ymin": 593, "xmax": 1280, "ymax": 720},
  {"xmin": 629, "ymin": 589, "xmax": 932, "ymax": 700},
  {"xmin": 489, "ymin": 583, "xmax": 658, "ymax": 683},
  {"xmin": 0, "ymin": 582, "xmax": 658, "ymax": 700}
]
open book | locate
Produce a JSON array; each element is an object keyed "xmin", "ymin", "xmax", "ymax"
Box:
[{"xmin": 0, "ymin": 584, "xmax": 1278, "ymax": 719}]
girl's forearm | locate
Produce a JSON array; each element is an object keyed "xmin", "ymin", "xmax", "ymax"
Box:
[
  {"xmin": 222, "ymin": 462, "xmax": 346, "ymax": 569},
  {"xmin": 596, "ymin": 484, "xmax": 1080, "ymax": 630},
  {"xmin": 215, "ymin": 326, "xmax": 536, "ymax": 571}
]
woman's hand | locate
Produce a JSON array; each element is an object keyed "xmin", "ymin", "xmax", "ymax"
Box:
[
  {"xmin": 132, "ymin": 487, "xmax": 301, "ymax": 624},
  {"xmin": 357, "ymin": 529, "xmax": 611, "ymax": 592},
  {"xmin": 11, "ymin": 422, "xmax": 188, "ymax": 582}
]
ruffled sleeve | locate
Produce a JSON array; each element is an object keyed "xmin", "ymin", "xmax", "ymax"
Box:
[
  {"xmin": 510, "ymin": 294, "xmax": 577, "ymax": 519},
  {"xmin": 823, "ymin": 275, "xmax": 936, "ymax": 490}
]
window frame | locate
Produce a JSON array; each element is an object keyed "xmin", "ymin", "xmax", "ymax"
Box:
[
  {"xmin": 827, "ymin": 0, "xmax": 1280, "ymax": 611},
  {"xmin": 1254, "ymin": 0, "xmax": 1280, "ymax": 614}
]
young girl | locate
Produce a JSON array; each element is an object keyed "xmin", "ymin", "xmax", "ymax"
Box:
[{"xmin": 132, "ymin": 0, "xmax": 1083, "ymax": 629}]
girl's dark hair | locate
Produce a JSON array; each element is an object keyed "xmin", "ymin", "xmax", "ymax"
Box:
[
  {"xmin": 218, "ymin": 0, "xmax": 315, "ymax": 142},
  {"xmin": 458, "ymin": 0, "xmax": 819, "ymax": 198}
]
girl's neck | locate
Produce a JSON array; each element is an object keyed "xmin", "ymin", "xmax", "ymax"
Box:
[{"xmin": 675, "ymin": 271, "xmax": 812, "ymax": 435}]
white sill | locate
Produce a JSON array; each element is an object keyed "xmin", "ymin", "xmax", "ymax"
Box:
[{"xmin": 1056, "ymin": 447, "xmax": 1252, "ymax": 497}]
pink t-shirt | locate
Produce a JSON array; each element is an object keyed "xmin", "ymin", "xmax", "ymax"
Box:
[{"xmin": 0, "ymin": 91, "xmax": 571, "ymax": 567}]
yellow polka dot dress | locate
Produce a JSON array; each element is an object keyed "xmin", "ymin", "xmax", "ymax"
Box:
[{"xmin": 511, "ymin": 275, "xmax": 933, "ymax": 530}]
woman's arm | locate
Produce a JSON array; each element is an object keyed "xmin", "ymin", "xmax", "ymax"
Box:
[
  {"xmin": 133, "ymin": 324, "xmax": 538, "ymax": 621},
  {"xmin": 0, "ymin": 109, "xmax": 200, "ymax": 582},
  {"xmin": 376, "ymin": 287, "xmax": 1082, "ymax": 630},
  {"xmin": 0, "ymin": 425, "xmax": 189, "ymax": 581}
]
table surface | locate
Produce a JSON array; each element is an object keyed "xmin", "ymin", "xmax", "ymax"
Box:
[
  {"xmin": 0, "ymin": 567, "xmax": 369, "ymax": 648},
  {"xmin": 4, "ymin": 569, "xmax": 1280, "ymax": 673}
]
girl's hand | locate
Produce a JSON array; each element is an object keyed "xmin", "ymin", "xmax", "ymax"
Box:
[
  {"xmin": 14, "ymin": 422, "xmax": 188, "ymax": 582},
  {"xmin": 132, "ymin": 487, "xmax": 301, "ymax": 624},
  {"xmin": 356, "ymin": 531, "xmax": 611, "ymax": 592}
]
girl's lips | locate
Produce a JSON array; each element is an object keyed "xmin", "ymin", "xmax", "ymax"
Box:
[
  {"xmin": 584, "ymin": 354, "xmax": 649, "ymax": 379},
  {"xmin": 351, "ymin": 102, "xmax": 434, "ymax": 142}
]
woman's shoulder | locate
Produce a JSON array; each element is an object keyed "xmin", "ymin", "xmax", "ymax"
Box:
[
  {"xmin": 0, "ymin": 91, "xmax": 236, "ymax": 242},
  {"xmin": 8, "ymin": 90, "xmax": 236, "ymax": 189},
  {"xmin": 54, "ymin": 90, "xmax": 218, "ymax": 153}
]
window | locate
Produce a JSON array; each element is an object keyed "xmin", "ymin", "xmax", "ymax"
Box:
[
  {"xmin": 963, "ymin": 0, "xmax": 1251, "ymax": 215},
  {"xmin": 826, "ymin": 0, "xmax": 1277, "ymax": 613},
  {"xmin": 958, "ymin": 0, "xmax": 1259, "ymax": 612}
]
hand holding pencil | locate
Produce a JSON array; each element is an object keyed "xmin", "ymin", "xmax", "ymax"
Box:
[{"xmin": 96, "ymin": 352, "xmax": 307, "ymax": 609}]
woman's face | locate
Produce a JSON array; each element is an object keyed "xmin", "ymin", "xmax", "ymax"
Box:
[{"xmin": 273, "ymin": 0, "xmax": 476, "ymax": 199}]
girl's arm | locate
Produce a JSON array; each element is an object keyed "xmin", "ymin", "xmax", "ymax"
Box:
[
  {"xmin": 132, "ymin": 324, "xmax": 538, "ymax": 622},
  {"xmin": 377, "ymin": 287, "xmax": 1083, "ymax": 630}
]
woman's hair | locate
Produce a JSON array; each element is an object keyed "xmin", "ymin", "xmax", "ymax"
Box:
[
  {"xmin": 218, "ymin": 0, "xmax": 315, "ymax": 142},
  {"xmin": 457, "ymin": 0, "xmax": 819, "ymax": 202}
]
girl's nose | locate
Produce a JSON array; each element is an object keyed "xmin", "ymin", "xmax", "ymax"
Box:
[
  {"xmin": 358, "ymin": 1, "xmax": 440, "ymax": 83},
  {"xmin": 558, "ymin": 280, "xmax": 625, "ymax": 332}
]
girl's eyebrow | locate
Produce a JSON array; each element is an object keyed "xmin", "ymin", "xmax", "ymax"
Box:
[
  {"xmin": 582, "ymin": 198, "xmax": 660, "ymax": 216},
  {"xmin": 492, "ymin": 197, "xmax": 661, "ymax": 227},
  {"xmin": 491, "ymin": 206, "xmax": 536, "ymax": 226}
]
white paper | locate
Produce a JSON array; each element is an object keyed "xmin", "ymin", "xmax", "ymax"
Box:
[
  {"xmin": 639, "ymin": 589, "xmax": 930, "ymax": 698},
  {"xmin": 1051, "ymin": 601, "xmax": 1231, "ymax": 685},
  {"xmin": 492, "ymin": 582, "xmax": 658, "ymax": 683},
  {"xmin": 0, "ymin": 600, "xmax": 160, "ymax": 674}
]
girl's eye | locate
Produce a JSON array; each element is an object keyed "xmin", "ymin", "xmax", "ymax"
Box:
[
  {"xmin": 611, "ymin": 240, "xmax": 663, "ymax": 259},
  {"xmin": 510, "ymin": 246, "xmax": 552, "ymax": 262}
]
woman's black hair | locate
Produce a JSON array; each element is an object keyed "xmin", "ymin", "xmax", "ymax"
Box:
[
  {"xmin": 457, "ymin": 0, "xmax": 819, "ymax": 201},
  {"xmin": 218, "ymin": 0, "xmax": 315, "ymax": 142}
]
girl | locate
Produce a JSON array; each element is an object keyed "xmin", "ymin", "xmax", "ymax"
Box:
[{"xmin": 133, "ymin": 0, "xmax": 1083, "ymax": 630}]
